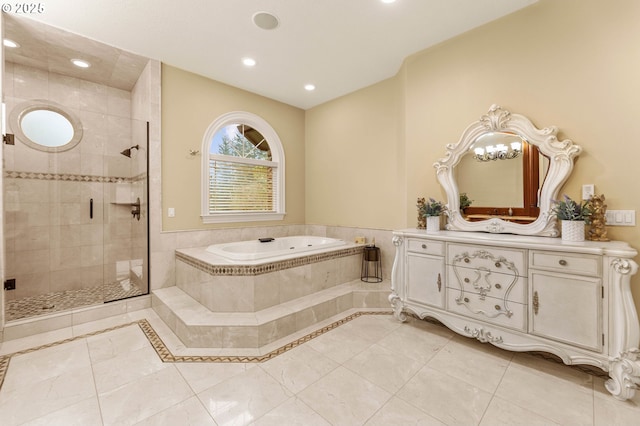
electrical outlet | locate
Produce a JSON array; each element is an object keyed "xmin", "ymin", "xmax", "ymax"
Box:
[
  {"xmin": 4, "ymin": 278, "xmax": 16, "ymax": 290},
  {"xmin": 168, "ymin": 207, "xmax": 175, "ymax": 217},
  {"xmin": 582, "ymin": 184, "xmax": 595, "ymax": 200}
]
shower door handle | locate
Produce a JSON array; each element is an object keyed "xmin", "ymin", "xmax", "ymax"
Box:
[{"xmin": 90, "ymin": 198, "xmax": 93, "ymax": 219}]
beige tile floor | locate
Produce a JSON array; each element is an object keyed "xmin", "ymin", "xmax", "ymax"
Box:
[{"xmin": 1, "ymin": 308, "xmax": 640, "ymax": 425}]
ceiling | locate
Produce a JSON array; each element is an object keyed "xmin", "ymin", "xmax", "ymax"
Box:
[
  {"xmin": 4, "ymin": 13, "xmax": 149, "ymax": 91},
  {"xmin": 12, "ymin": 0, "xmax": 537, "ymax": 109}
]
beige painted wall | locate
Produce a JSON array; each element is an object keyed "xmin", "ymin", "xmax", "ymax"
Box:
[
  {"xmin": 305, "ymin": 0, "xmax": 640, "ymax": 304},
  {"xmin": 161, "ymin": 64, "xmax": 306, "ymax": 231},
  {"xmin": 305, "ymin": 75, "xmax": 405, "ymax": 229},
  {"xmin": 161, "ymin": 0, "xmax": 639, "ymax": 307},
  {"xmin": 404, "ymin": 0, "xmax": 640, "ymax": 235}
]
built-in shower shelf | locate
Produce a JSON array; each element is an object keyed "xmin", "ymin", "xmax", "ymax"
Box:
[{"xmin": 111, "ymin": 197, "xmax": 142, "ymax": 220}]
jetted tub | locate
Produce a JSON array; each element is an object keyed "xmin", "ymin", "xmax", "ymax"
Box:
[{"xmin": 205, "ymin": 235, "xmax": 347, "ymax": 261}]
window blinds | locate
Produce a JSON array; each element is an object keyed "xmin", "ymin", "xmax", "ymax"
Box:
[{"xmin": 208, "ymin": 155, "xmax": 276, "ymax": 212}]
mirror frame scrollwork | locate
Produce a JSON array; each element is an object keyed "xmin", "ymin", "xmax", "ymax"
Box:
[{"xmin": 433, "ymin": 104, "xmax": 581, "ymax": 237}]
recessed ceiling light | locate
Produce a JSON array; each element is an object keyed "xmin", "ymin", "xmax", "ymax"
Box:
[
  {"xmin": 304, "ymin": 84, "xmax": 316, "ymax": 91},
  {"xmin": 71, "ymin": 59, "xmax": 91, "ymax": 68},
  {"xmin": 3, "ymin": 39, "xmax": 20, "ymax": 48},
  {"xmin": 242, "ymin": 57, "xmax": 257, "ymax": 67},
  {"xmin": 381, "ymin": 0, "xmax": 397, "ymax": 3},
  {"xmin": 252, "ymin": 11, "xmax": 279, "ymax": 30}
]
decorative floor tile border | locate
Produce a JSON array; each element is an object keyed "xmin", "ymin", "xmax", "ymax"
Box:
[
  {"xmin": 0, "ymin": 321, "xmax": 139, "ymax": 391},
  {"xmin": 0, "ymin": 310, "xmax": 609, "ymax": 392},
  {"xmin": 0, "ymin": 311, "xmax": 388, "ymax": 391},
  {"xmin": 142, "ymin": 311, "xmax": 390, "ymax": 363}
]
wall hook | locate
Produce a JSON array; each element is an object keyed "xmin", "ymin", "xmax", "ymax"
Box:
[{"xmin": 189, "ymin": 149, "xmax": 200, "ymax": 156}]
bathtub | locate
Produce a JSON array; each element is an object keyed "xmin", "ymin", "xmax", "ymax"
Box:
[
  {"xmin": 205, "ymin": 235, "xmax": 347, "ymax": 261},
  {"xmin": 170, "ymin": 235, "xmax": 375, "ymax": 348},
  {"xmin": 175, "ymin": 235, "xmax": 363, "ymax": 317}
]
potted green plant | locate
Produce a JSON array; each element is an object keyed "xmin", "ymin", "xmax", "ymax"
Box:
[
  {"xmin": 459, "ymin": 193, "xmax": 473, "ymax": 214},
  {"xmin": 551, "ymin": 194, "xmax": 592, "ymax": 241},
  {"xmin": 419, "ymin": 197, "xmax": 446, "ymax": 232}
]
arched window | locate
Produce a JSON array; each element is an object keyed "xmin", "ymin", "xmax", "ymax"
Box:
[{"xmin": 201, "ymin": 112, "xmax": 285, "ymax": 223}]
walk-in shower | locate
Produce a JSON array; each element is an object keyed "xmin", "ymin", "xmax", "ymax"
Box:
[{"xmin": 2, "ymin": 14, "xmax": 151, "ymax": 321}]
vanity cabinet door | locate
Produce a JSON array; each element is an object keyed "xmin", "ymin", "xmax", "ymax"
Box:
[
  {"xmin": 530, "ymin": 270, "xmax": 602, "ymax": 352},
  {"xmin": 406, "ymin": 253, "xmax": 445, "ymax": 308}
]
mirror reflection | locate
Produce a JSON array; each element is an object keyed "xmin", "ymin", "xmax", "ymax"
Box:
[
  {"xmin": 471, "ymin": 132, "xmax": 523, "ymax": 162},
  {"xmin": 457, "ymin": 132, "xmax": 525, "ymax": 209},
  {"xmin": 455, "ymin": 132, "xmax": 550, "ymax": 223}
]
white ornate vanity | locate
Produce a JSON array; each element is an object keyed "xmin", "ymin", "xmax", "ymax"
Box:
[{"xmin": 390, "ymin": 106, "xmax": 640, "ymax": 400}]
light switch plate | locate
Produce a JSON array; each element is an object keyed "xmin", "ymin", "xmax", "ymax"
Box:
[
  {"xmin": 582, "ymin": 184, "xmax": 595, "ymax": 200},
  {"xmin": 605, "ymin": 209, "xmax": 636, "ymax": 226},
  {"xmin": 168, "ymin": 207, "xmax": 175, "ymax": 218}
]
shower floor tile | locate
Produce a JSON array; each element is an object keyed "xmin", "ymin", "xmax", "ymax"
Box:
[{"xmin": 5, "ymin": 281, "xmax": 144, "ymax": 322}]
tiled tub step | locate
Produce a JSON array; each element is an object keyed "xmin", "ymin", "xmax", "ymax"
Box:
[{"xmin": 152, "ymin": 280, "xmax": 390, "ymax": 349}]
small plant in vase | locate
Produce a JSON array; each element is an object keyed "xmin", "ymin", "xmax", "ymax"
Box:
[
  {"xmin": 419, "ymin": 197, "xmax": 446, "ymax": 232},
  {"xmin": 551, "ymin": 194, "xmax": 592, "ymax": 241}
]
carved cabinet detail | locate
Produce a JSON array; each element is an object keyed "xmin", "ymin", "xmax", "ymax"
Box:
[
  {"xmin": 390, "ymin": 229, "xmax": 639, "ymax": 401},
  {"xmin": 447, "ymin": 244, "xmax": 527, "ymax": 331}
]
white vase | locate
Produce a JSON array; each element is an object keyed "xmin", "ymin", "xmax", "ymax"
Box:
[
  {"xmin": 561, "ymin": 220, "xmax": 585, "ymax": 242},
  {"xmin": 426, "ymin": 215, "xmax": 441, "ymax": 233}
]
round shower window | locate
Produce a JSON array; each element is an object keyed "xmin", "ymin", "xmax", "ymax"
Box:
[
  {"xmin": 21, "ymin": 109, "xmax": 74, "ymax": 147},
  {"xmin": 9, "ymin": 100, "xmax": 83, "ymax": 152}
]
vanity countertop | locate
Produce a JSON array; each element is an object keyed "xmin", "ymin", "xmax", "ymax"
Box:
[{"xmin": 394, "ymin": 228, "xmax": 637, "ymax": 257}]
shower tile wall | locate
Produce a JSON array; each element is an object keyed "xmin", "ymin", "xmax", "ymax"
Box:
[
  {"xmin": 130, "ymin": 60, "xmax": 156, "ymax": 296},
  {"xmin": 3, "ymin": 61, "xmax": 141, "ymax": 302}
]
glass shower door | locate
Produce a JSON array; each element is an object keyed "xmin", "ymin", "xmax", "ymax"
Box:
[
  {"xmin": 103, "ymin": 118, "xmax": 149, "ymax": 302},
  {"xmin": 3, "ymin": 114, "xmax": 149, "ymax": 320},
  {"xmin": 3, "ymin": 110, "xmax": 108, "ymax": 319}
]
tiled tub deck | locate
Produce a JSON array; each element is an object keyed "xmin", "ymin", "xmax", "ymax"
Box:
[{"xmin": 152, "ymin": 243, "xmax": 391, "ymax": 349}]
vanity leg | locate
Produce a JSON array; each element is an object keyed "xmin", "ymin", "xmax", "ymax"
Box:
[
  {"xmin": 389, "ymin": 235, "xmax": 407, "ymax": 322},
  {"xmin": 388, "ymin": 293, "xmax": 407, "ymax": 322},
  {"xmin": 606, "ymin": 350, "xmax": 640, "ymax": 401}
]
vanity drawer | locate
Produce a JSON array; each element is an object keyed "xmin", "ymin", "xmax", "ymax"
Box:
[
  {"xmin": 407, "ymin": 239, "xmax": 444, "ymax": 256},
  {"xmin": 447, "ymin": 244, "xmax": 526, "ymax": 277},
  {"xmin": 447, "ymin": 265, "xmax": 527, "ymax": 303},
  {"xmin": 530, "ymin": 251, "xmax": 601, "ymax": 277},
  {"xmin": 447, "ymin": 289, "xmax": 526, "ymax": 331}
]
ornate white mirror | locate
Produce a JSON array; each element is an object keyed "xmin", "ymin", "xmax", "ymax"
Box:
[{"xmin": 433, "ymin": 104, "xmax": 581, "ymax": 236}]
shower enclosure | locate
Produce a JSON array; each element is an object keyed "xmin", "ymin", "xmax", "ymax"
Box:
[{"xmin": 2, "ymin": 14, "xmax": 150, "ymax": 322}]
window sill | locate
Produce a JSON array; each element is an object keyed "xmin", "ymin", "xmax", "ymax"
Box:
[{"xmin": 201, "ymin": 212, "xmax": 286, "ymax": 224}]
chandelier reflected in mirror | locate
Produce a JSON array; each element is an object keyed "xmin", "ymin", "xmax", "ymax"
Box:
[
  {"xmin": 473, "ymin": 141, "xmax": 522, "ymax": 161},
  {"xmin": 471, "ymin": 132, "xmax": 523, "ymax": 162}
]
